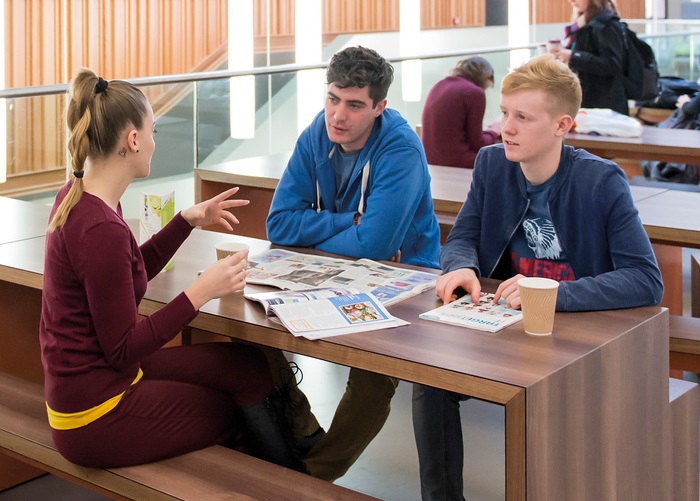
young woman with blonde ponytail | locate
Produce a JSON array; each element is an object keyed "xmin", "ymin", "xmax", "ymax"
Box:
[{"xmin": 40, "ymin": 69, "xmax": 304, "ymax": 471}]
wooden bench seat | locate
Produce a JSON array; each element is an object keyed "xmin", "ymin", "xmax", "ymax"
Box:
[
  {"xmin": 630, "ymin": 106, "xmax": 674, "ymax": 125},
  {"xmin": 0, "ymin": 372, "xmax": 376, "ymax": 501},
  {"xmin": 670, "ymin": 253, "xmax": 700, "ymax": 376},
  {"xmin": 435, "ymin": 213, "xmax": 457, "ymax": 244},
  {"xmin": 629, "ymin": 176, "xmax": 700, "ymax": 193},
  {"xmin": 670, "ymin": 315, "xmax": 700, "ymax": 375}
]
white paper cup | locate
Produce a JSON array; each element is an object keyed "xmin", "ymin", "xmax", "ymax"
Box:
[
  {"xmin": 546, "ymin": 38, "xmax": 562, "ymax": 53},
  {"xmin": 216, "ymin": 242, "xmax": 250, "ymax": 260},
  {"xmin": 517, "ymin": 277, "xmax": 559, "ymax": 336}
]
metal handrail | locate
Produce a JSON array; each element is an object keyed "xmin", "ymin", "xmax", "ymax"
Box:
[
  {"xmin": 3, "ymin": 25, "xmax": 699, "ymax": 100},
  {"xmin": 0, "ymin": 43, "xmax": 535, "ymax": 99}
]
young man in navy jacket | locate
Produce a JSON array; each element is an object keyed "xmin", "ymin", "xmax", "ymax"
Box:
[
  {"xmin": 413, "ymin": 54, "xmax": 663, "ymax": 500},
  {"xmin": 265, "ymin": 46, "xmax": 441, "ymax": 482}
]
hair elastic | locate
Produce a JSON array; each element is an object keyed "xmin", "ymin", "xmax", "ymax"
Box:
[
  {"xmin": 73, "ymin": 171, "xmax": 84, "ymax": 179},
  {"xmin": 95, "ymin": 77, "xmax": 109, "ymax": 94}
]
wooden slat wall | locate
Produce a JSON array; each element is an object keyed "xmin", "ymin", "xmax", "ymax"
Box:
[
  {"xmin": 534, "ymin": 0, "xmax": 646, "ymax": 24},
  {"xmin": 324, "ymin": 0, "xmax": 400, "ymax": 33},
  {"xmin": 62, "ymin": 0, "xmax": 227, "ymax": 83},
  {"xmin": 6, "ymin": 0, "xmax": 64, "ymax": 87},
  {"xmin": 256, "ymin": 0, "xmax": 294, "ymax": 36},
  {"xmin": 1, "ymin": 0, "xmax": 648, "ymax": 188},
  {"xmin": 5, "ymin": 0, "xmax": 228, "ymax": 179},
  {"xmin": 421, "ymin": 0, "xmax": 485, "ymax": 29},
  {"xmin": 5, "ymin": 1, "xmax": 64, "ymax": 176}
]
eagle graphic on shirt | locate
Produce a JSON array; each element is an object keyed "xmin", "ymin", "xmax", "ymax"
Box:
[{"xmin": 522, "ymin": 218, "xmax": 562, "ymax": 260}]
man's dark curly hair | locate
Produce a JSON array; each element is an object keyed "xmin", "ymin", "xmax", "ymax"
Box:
[{"xmin": 326, "ymin": 46, "xmax": 394, "ymax": 107}]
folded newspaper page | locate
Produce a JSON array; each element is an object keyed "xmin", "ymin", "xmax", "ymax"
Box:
[
  {"xmin": 246, "ymin": 249, "xmax": 437, "ymax": 306},
  {"xmin": 268, "ymin": 292, "xmax": 408, "ymax": 340},
  {"xmin": 244, "ymin": 287, "xmax": 361, "ymax": 315}
]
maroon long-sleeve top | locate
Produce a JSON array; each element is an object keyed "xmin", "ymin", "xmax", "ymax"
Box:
[
  {"xmin": 40, "ymin": 184, "xmax": 197, "ymax": 414},
  {"xmin": 421, "ymin": 76, "xmax": 499, "ymax": 168}
]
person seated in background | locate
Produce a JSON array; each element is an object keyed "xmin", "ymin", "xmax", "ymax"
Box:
[
  {"xmin": 40, "ymin": 69, "xmax": 304, "ymax": 471},
  {"xmin": 420, "ymin": 57, "xmax": 501, "ymax": 168},
  {"xmin": 266, "ymin": 45, "xmax": 441, "ymax": 482},
  {"xmin": 639, "ymin": 92, "xmax": 700, "ymax": 184},
  {"xmin": 412, "ymin": 54, "xmax": 663, "ymax": 500},
  {"xmin": 676, "ymin": 92, "xmax": 700, "ymax": 117}
]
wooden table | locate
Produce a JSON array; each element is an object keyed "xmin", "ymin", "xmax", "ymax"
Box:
[
  {"xmin": 0, "ymin": 197, "xmax": 51, "ymax": 245},
  {"xmin": 424, "ymin": 174, "xmax": 698, "ymax": 315},
  {"xmin": 566, "ymin": 126, "xmax": 700, "ymax": 165},
  {"xmin": 195, "ymin": 153, "xmax": 291, "ymax": 240},
  {"xmin": 194, "ymin": 155, "xmax": 697, "ymax": 313},
  {"xmin": 195, "ymin": 154, "xmax": 700, "ymax": 315},
  {"xmin": 194, "ymin": 154, "xmax": 680, "ymax": 240},
  {"xmin": 0, "ymin": 218, "xmax": 698, "ymax": 499},
  {"xmin": 73, "ymin": 231, "xmax": 700, "ymax": 500},
  {"xmin": 194, "ymin": 154, "xmax": 474, "ymax": 239},
  {"xmin": 0, "ymin": 197, "xmax": 49, "ymax": 488},
  {"xmin": 635, "ymin": 190, "xmax": 700, "ymax": 248}
]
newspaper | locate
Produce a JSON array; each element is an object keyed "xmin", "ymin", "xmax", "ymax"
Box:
[
  {"xmin": 246, "ymin": 249, "xmax": 437, "ymax": 306},
  {"xmin": 419, "ymin": 292, "xmax": 523, "ymax": 333},
  {"xmin": 268, "ymin": 292, "xmax": 408, "ymax": 340},
  {"xmin": 245, "ymin": 287, "xmax": 361, "ymax": 315}
]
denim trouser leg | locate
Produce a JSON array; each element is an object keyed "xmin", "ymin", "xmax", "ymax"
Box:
[{"xmin": 412, "ymin": 383, "xmax": 469, "ymax": 501}]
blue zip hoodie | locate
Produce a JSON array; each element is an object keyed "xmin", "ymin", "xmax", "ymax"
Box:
[
  {"xmin": 441, "ymin": 143, "xmax": 664, "ymax": 311},
  {"xmin": 267, "ymin": 109, "xmax": 441, "ymax": 269}
]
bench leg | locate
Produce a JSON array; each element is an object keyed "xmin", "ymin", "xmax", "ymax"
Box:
[{"xmin": 0, "ymin": 282, "xmax": 46, "ymax": 489}]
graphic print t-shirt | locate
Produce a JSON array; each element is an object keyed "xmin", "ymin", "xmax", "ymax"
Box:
[
  {"xmin": 333, "ymin": 148, "xmax": 361, "ymax": 212},
  {"xmin": 509, "ymin": 177, "xmax": 575, "ymax": 282}
]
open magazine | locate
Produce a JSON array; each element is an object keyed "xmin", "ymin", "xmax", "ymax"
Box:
[
  {"xmin": 267, "ymin": 292, "xmax": 408, "ymax": 340},
  {"xmin": 419, "ymin": 292, "xmax": 522, "ymax": 333},
  {"xmin": 246, "ymin": 249, "xmax": 437, "ymax": 306},
  {"xmin": 245, "ymin": 287, "xmax": 360, "ymax": 315}
]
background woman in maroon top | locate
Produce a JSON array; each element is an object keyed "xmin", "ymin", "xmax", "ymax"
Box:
[
  {"xmin": 421, "ymin": 57, "xmax": 501, "ymax": 168},
  {"xmin": 39, "ymin": 69, "xmax": 302, "ymax": 470}
]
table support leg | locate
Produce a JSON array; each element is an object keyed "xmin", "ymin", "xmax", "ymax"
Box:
[{"xmin": 653, "ymin": 244, "xmax": 683, "ymax": 316}]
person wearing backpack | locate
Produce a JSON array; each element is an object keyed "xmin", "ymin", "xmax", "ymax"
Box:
[{"xmin": 551, "ymin": 0, "xmax": 629, "ymax": 115}]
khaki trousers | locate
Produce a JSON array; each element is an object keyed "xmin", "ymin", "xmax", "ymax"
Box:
[{"xmin": 262, "ymin": 347, "xmax": 398, "ymax": 482}]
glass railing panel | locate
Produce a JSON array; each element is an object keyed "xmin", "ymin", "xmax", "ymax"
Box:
[
  {"xmin": 653, "ymin": 33, "xmax": 699, "ymax": 80},
  {"xmin": 5, "ymin": 93, "xmax": 67, "ymax": 186},
  {"xmin": 146, "ymin": 82, "xmax": 197, "ymax": 179},
  {"xmin": 196, "ymin": 71, "xmax": 301, "ymax": 167},
  {"xmin": 7, "ymin": 25, "xmax": 700, "ymax": 207},
  {"xmin": 385, "ymin": 51, "xmax": 510, "ymax": 130},
  {"xmin": 629, "ymin": 22, "xmax": 700, "ymax": 80}
]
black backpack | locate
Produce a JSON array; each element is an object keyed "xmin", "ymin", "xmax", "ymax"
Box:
[{"xmin": 619, "ymin": 22, "xmax": 660, "ymax": 101}]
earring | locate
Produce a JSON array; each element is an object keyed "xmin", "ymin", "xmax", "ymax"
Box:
[
  {"xmin": 118, "ymin": 147, "xmax": 127, "ymax": 157},
  {"xmin": 136, "ymin": 150, "xmax": 139, "ymax": 153}
]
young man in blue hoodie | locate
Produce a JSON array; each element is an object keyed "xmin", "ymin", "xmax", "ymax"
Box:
[
  {"xmin": 266, "ymin": 46, "xmax": 441, "ymax": 481},
  {"xmin": 412, "ymin": 54, "xmax": 664, "ymax": 500}
]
